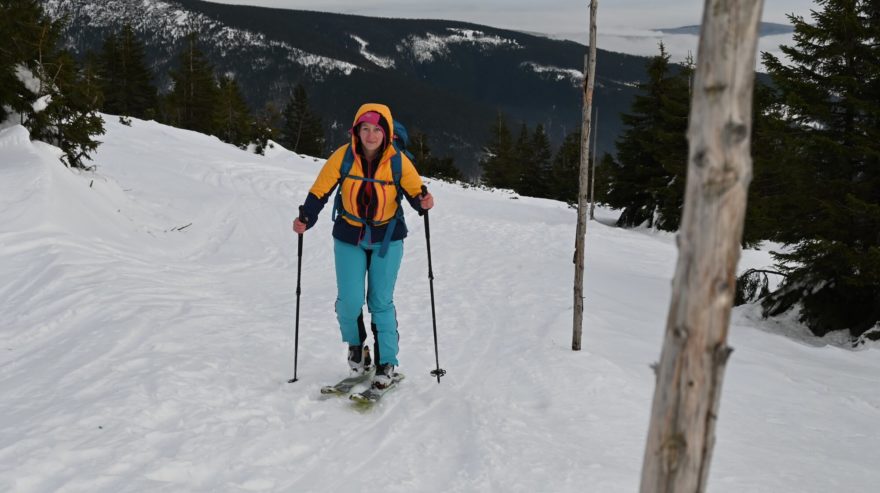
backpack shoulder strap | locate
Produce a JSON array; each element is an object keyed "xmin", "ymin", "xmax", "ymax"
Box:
[
  {"xmin": 390, "ymin": 144, "xmax": 405, "ymax": 208},
  {"xmin": 371, "ymin": 145, "xmax": 406, "ymax": 258},
  {"xmin": 332, "ymin": 145, "xmax": 356, "ymax": 221},
  {"xmin": 340, "ymin": 144, "xmax": 355, "ymax": 182}
]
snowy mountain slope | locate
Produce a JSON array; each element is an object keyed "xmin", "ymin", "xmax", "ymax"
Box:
[
  {"xmin": 1, "ymin": 120, "xmax": 878, "ymax": 492},
  {"xmin": 43, "ymin": 0, "xmax": 648, "ymax": 172},
  {"xmin": 45, "ymin": 0, "xmax": 360, "ymax": 78}
]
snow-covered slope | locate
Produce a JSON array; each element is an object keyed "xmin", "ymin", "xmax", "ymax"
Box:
[{"xmin": 1, "ymin": 120, "xmax": 877, "ymax": 492}]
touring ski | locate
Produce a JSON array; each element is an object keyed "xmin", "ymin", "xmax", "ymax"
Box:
[
  {"xmin": 349, "ymin": 372, "xmax": 405, "ymax": 405},
  {"xmin": 320, "ymin": 370, "xmax": 373, "ymax": 395}
]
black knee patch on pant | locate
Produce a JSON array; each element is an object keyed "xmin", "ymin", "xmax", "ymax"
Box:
[
  {"xmin": 357, "ymin": 311, "xmax": 368, "ymax": 346},
  {"xmin": 371, "ymin": 322, "xmax": 380, "ymax": 365}
]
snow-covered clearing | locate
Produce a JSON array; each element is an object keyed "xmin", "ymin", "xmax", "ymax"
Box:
[{"xmin": 1, "ymin": 118, "xmax": 877, "ymax": 492}]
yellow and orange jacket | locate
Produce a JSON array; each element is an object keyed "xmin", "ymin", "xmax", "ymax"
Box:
[{"xmin": 300, "ymin": 103, "xmax": 425, "ymax": 246}]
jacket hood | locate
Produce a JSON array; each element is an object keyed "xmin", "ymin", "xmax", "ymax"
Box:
[{"xmin": 350, "ymin": 103, "xmax": 395, "ymax": 156}]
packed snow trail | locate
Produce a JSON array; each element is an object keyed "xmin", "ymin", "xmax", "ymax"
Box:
[{"xmin": 1, "ymin": 119, "xmax": 877, "ymax": 492}]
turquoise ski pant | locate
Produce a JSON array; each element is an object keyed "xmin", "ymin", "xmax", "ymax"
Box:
[{"xmin": 334, "ymin": 238, "xmax": 403, "ymax": 366}]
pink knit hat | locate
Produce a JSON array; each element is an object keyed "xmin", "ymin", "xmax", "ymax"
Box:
[{"xmin": 353, "ymin": 111, "xmax": 384, "ymax": 137}]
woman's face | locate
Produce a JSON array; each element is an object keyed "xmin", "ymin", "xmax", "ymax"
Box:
[{"xmin": 358, "ymin": 122, "xmax": 384, "ymax": 157}]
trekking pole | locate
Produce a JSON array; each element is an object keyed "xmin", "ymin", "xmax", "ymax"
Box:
[
  {"xmin": 421, "ymin": 185, "xmax": 446, "ymax": 383},
  {"xmin": 288, "ymin": 206, "xmax": 305, "ymax": 383}
]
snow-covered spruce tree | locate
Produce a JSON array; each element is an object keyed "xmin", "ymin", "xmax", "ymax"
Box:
[
  {"xmin": 0, "ymin": 0, "xmax": 104, "ymax": 169},
  {"xmin": 758, "ymin": 0, "xmax": 880, "ymax": 339},
  {"xmin": 280, "ymin": 83, "xmax": 325, "ymax": 157},
  {"xmin": 603, "ymin": 43, "xmax": 691, "ymax": 230}
]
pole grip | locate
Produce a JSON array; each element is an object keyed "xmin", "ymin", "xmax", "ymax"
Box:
[{"xmin": 419, "ymin": 185, "xmax": 429, "ymax": 217}]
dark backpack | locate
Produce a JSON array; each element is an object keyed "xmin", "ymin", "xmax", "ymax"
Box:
[
  {"xmin": 391, "ymin": 120, "xmax": 415, "ymax": 161},
  {"xmin": 331, "ymin": 120, "xmax": 413, "ymax": 257}
]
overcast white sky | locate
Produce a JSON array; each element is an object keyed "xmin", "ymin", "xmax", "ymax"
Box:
[{"xmin": 206, "ymin": 0, "xmax": 817, "ymax": 35}]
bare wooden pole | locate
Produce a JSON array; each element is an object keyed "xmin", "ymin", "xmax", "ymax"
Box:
[
  {"xmin": 572, "ymin": 0, "xmax": 598, "ymax": 351},
  {"xmin": 639, "ymin": 1, "xmax": 764, "ymax": 492},
  {"xmin": 589, "ymin": 106, "xmax": 598, "ymax": 220}
]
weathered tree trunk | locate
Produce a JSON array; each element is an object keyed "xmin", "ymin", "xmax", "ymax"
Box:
[
  {"xmin": 572, "ymin": 0, "xmax": 598, "ymax": 351},
  {"xmin": 639, "ymin": 1, "xmax": 764, "ymax": 492}
]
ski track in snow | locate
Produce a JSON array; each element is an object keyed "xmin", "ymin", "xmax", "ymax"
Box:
[{"xmin": 1, "ymin": 119, "xmax": 878, "ymax": 492}]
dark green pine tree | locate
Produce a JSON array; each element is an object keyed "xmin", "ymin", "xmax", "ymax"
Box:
[
  {"xmin": 0, "ymin": 9, "xmax": 23, "ymax": 123},
  {"xmin": 80, "ymin": 51, "xmax": 104, "ymax": 111},
  {"xmin": 1, "ymin": 0, "xmax": 51, "ymax": 123},
  {"xmin": 408, "ymin": 130, "xmax": 462, "ymax": 182},
  {"xmin": 550, "ymin": 129, "xmax": 581, "ymax": 204},
  {"xmin": 281, "ymin": 84, "xmax": 325, "ymax": 156},
  {"xmin": 214, "ymin": 76, "xmax": 253, "ymax": 148},
  {"xmin": 653, "ymin": 55, "xmax": 692, "ymax": 231},
  {"xmin": 98, "ymin": 24, "xmax": 157, "ymax": 120},
  {"xmin": 98, "ymin": 31, "xmax": 121, "ymax": 108},
  {"xmin": 165, "ymin": 33, "xmax": 220, "ymax": 136},
  {"xmin": 592, "ymin": 153, "xmax": 617, "ymax": 204},
  {"xmin": 518, "ymin": 124, "xmax": 552, "ymax": 198},
  {"xmin": 426, "ymin": 155, "xmax": 462, "ymax": 182},
  {"xmin": 603, "ymin": 43, "xmax": 690, "ymax": 229},
  {"xmin": 480, "ymin": 112, "xmax": 516, "ymax": 189},
  {"xmin": 742, "ymin": 80, "xmax": 792, "ymax": 246},
  {"xmin": 1, "ymin": 0, "xmax": 104, "ymax": 169},
  {"xmin": 45, "ymin": 50, "xmax": 106, "ymax": 167},
  {"xmin": 252, "ymin": 102, "xmax": 283, "ymax": 155},
  {"xmin": 757, "ymin": 0, "xmax": 880, "ymax": 338},
  {"xmin": 409, "ymin": 130, "xmax": 432, "ymax": 168},
  {"xmin": 510, "ymin": 123, "xmax": 531, "ymax": 195}
]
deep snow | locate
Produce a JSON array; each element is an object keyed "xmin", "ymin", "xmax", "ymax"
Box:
[{"xmin": 1, "ymin": 117, "xmax": 877, "ymax": 492}]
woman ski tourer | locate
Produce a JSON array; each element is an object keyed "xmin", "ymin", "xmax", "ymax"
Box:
[{"xmin": 293, "ymin": 103, "xmax": 434, "ymax": 393}]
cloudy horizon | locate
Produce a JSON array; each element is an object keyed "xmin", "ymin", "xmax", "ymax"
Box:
[
  {"xmin": 205, "ymin": 0, "xmax": 816, "ymax": 36},
  {"xmin": 203, "ymin": 0, "xmax": 813, "ymax": 71}
]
